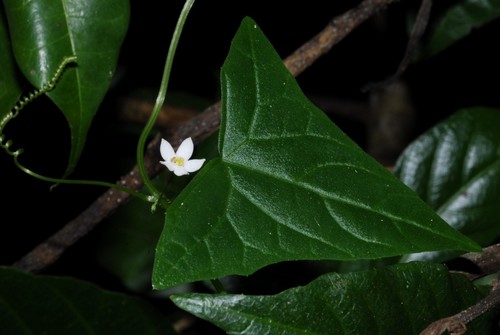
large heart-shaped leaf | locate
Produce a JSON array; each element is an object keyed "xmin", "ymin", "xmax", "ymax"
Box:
[
  {"xmin": 152, "ymin": 17, "xmax": 479, "ymax": 290},
  {"xmin": 395, "ymin": 107, "xmax": 500, "ymax": 262},
  {"xmin": 0, "ymin": 7, "xmax": 22, "ymax": 119},
  {"xmin": 422, "ymin": 0, "xmax": 500, "ymax": 58},
  {"xmin": 3, "ymin": 0, "xmax": 130, "ymax": 175},
  {"xmin": 172, "ymin": 262, "xmax": 493, "ymax": 334},
  {"xmin": 0, "ymin": 266, "xmax": 176, "ymax": 335}
]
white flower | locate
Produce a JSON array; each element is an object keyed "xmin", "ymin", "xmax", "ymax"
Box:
[{"xmin": 160, "ymin": 137, "xmax": 206, "ymax": 176}]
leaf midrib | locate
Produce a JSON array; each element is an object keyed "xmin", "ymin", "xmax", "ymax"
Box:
[{"xmin": 224, "ymin": 158, "xmax": 448, "ymax": 241}]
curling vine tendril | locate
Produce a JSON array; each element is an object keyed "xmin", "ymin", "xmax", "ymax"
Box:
[
  {"xmin": 0, "ymin": 56, "xmax": 77, "ymax": 157},
  {"xmin": 0, "ymin": 55, "xmax": 150, "ymax": 202}
]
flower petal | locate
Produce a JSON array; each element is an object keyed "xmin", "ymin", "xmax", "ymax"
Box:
[
  {"xmin": 160, "ymin": 138, "xmax": 175, "ymax": 161},
  {"xmin": 160, "ymin": 160, "xmax": 175, "ymax": 172},
  {"xmin": 173, "ymin": 165, "xmax": 189, "ymax": 176},
  {"xmin": 176, "ymin": 137, "xmax": 194, "ymax": 160},
  {"xmin": 184, "ymin": 159, "xmax": 206, "ymax": 173}
]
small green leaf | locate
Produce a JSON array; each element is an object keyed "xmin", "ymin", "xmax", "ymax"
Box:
[
  {"xmin": 422, "ymin": 0, "xmax": 500, "ymax": 58},
  {"xmin": 395, "ymin": 107, "xmax": 500, "ymax": 262},
  {"xmin": 0, "ymin": 266, "xmax": 176, "ymax": 335},
  {"xmin": 172, "ymin": 262, "xmax": 492, "ymax": 335},
  {"xmin": 3, "ymin": 0, "xmax": 130, "ymax": 175},
  {"xmin": 0, "ymin": 7, "xmax": 22, "ymax": 118},
  {"xmin": 152, "ymin": 17, "xmax": 479, "ymax": 289}
]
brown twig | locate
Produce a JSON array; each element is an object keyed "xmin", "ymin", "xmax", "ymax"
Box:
[
  {"xmin": 458, "ymin": 243, "xmax": 500, "ymax": 281},
  {"xmin": 419, "ymin": 244, "xmax": 500, "ymax": 334},
  {"xmin": 363, "ymin": 0, "xmax": 432, "ymax": 92},
  {"xmin": 283, "ymin": 0, "xmax": 400, "ymax": 77},
  {"xmin": 419, "ymin": 275, "xmax": 500, "ymax": 335},
  {"xmin": 14, "ymin": 0, "xmax": 401, "ymax": 273}
]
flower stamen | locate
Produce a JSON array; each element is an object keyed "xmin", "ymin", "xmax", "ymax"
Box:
[
  {"xmin": 160, "ymin": 137, "xmax": 205, "ymax": 176},
  {"xmin": 171, "ymin": 156, "xmax": 185, "ymax": 166}
]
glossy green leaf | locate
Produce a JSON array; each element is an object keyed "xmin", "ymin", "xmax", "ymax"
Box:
[
  {"xmin": 0, "ymin": 7, "xmax": 22, "ymax": 118},
  {"xmin": 422, "ymin": 0, "xmax": 500, "ymax": 58},
  {"xmin": 152, "ymin": 17, "xmax": 479, "ymax": 290},
  {"xmin": 3, "ymin": 0, "xmax": 130, "ymax": 175},
  {"xmin": 0, "ymin": 266, "xmax": 176, "ymax": 335},
  {"xmin": 172, "ymin": 262, "xmax": 492, "ymax": 335},
  {"xmin": 395, "ymin": 107, "xmax": 500, "ymax": 262}
]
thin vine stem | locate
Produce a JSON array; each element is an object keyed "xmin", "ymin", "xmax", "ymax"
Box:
[
  {"xmin": 136, "ymin": 0, "xmax": 196, "ymax": 204},
  {"xmin": 0, "ymin": 55, "xmax": 148, "ymax": 202},
  {"xmin": 10, "ymin": 153, "xmax": 149, "ymax": 202}
]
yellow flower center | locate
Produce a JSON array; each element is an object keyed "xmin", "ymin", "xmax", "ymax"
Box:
[{"xmin": 170, "ymin": 156, "xmax": 185, "ymax": 166}]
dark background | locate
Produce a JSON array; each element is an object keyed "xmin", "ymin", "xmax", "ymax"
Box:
[{"xmin": 2, "ymin": 0, "xmax": 499, "ymax": 301}]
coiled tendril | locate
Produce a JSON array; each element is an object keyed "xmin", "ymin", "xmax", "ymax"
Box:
[
  {"xmin": 0, "ymin": 55, "xmax": 150, "ymax": 202},
  {"xmin": 0, "ymin": 55, "xmax": 77, "ymax": 157}
]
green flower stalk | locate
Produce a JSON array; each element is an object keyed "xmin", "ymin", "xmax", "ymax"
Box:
[{"xmin": 136, "ymin": 0, "xmax": 197, "ymax": 207}]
